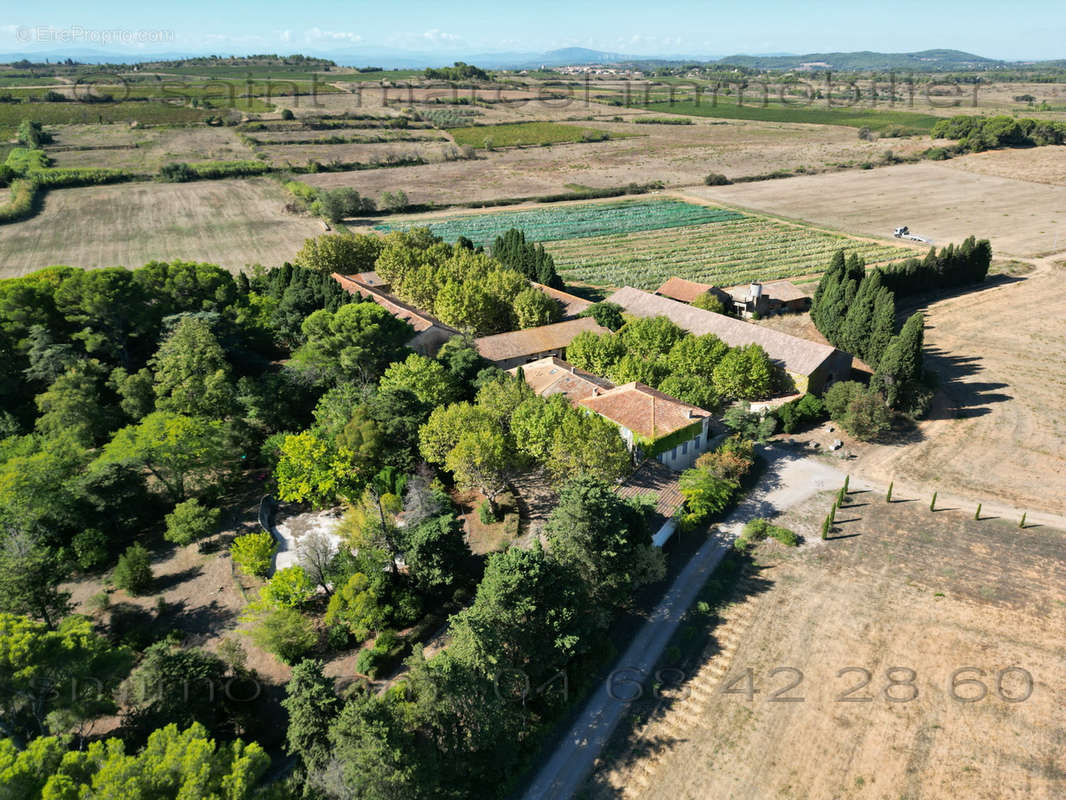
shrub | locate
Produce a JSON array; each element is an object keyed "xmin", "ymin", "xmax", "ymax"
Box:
[
  {"xmin": 263, "ymin": 565, "xmax": 316, "ymax": 608},
  {"xmin": 280, "ymin": 108, "xmax": 296, "ymax": 120},
  {"xmin": 158, "ymin": 162, "xmax": 195, "ymax": 182},
  {"xmin": 72, "ymin": 528, "xmax": 108, "ymax": 570},
  {"xmin": 164, "ymin": 499, "xmax": 220, "ymax": 546},
  {"xmin": 113, "ymin": 544, "xmax": 153, "ymax": 595},
  {"xmin": 774, "ymin": 393, "xmax": 827, "ymax": 434},
  {"xmin": 230, "ymin": 531, "xmax": 276, "ymax": 577},
  {"xmin": 477, "ymin": 499, "xmax": 499, "ymax": 524},
  {"xmin": 736, "ymin": 518, "xmax": 798, "ymax": 551},
  {"xmin": 704, "ymin": 172, "xmax": 731, "ymax": 186}
]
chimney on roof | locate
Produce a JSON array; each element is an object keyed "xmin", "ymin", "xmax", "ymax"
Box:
[
  {"xmin": 570, "ymin": 364, "xmax": 575, "ymax": 374},
  {"xmin": 687, "ymin": 409, "xmax": 695, "ymax": 419}
]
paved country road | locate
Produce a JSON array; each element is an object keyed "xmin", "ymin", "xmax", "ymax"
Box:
[{"xmin": 517, "ymin": 447, "xmax": 853, "ymax": 800}]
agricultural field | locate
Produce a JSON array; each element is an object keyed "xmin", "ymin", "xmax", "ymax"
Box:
[
  {"xmin": 942, "ymin": 144, "xmax": 1066, "ymax": 186},
  {"xmin": 0, "ymin": 102, "xmax": 213, "ymax": 141},
  {"xmin": 547, "ymin": 215, "xmax": 913, "ymax": 287},
  {"xmin": 847, "ymin": 255, "xmax": 1066, "ymax": 518},
  {"xmin": 0, "ymin": 177, "xmax": 320, "ymax": 276},
  {"xmin": 254, "ymin": 139, "xmax": 463, "ymax": 169},
  {"xmin": 376, "ymin": 199, "xmax": 743, "ymax": 244},
  {"xmin": 693, "ymin": 162, "xmax": 1066, "ymax": 258},
  {"xmin": 43, "ymin": 124, "xmax": 257, "ymax": 171},
  {"xmin": 376, "ymin": 198, "xmax": 914, "ymax": 287},
  {"xmin": 313, "ymin": 117, "xmax": 933, "ymax": 208},
  {"xmin": 623, "ymin": 97, "xmax": 943, "ymax": 133},
  {"xmin": 592, "ymin": 493, "xmax": 1066, "ymax": 799},
  {"xmin": 448, "ymin": 121, "xmax": 622, "ymax": 148}
]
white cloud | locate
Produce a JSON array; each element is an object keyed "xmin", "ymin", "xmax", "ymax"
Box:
[
  {"xmin": 279, "ymin": 29, "xmax": 292, "ymax": 44},
  {"xmin": 304, "ymin": 27, "xmax": 362, "ymax": 43}
]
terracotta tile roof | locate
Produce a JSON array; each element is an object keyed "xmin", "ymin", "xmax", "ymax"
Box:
[
  {"xmin": 607, "ymin": 286, "xmax": 840, "ymax": 376},
  {"xmin": 474, "ymin": 317, "xmax": 609, "ymax": 363},
  {"xmin": 656, "ymin": 276, "xmax": 716, "ymax": 303},
  {"xmin": 616, "ymin": 459, "xmax": 685, "ymax": 525},
  {"xmin": 532, "ymin": 283, "xmax": 592, "ymax": 318},
  {"xmin": 579, "ymin": 381, "xmax": 711, "ymax": 441},
  {"xmin": 332, "ymin": 273, "xmax": 455, "ymax": 335},
  {"xmin": 507, "ymin": 356, "xmax": 614, "ymax": 403}
]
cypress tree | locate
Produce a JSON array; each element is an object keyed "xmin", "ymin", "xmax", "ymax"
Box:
[
  {"xmin": 886, "ymin": 481, "xmax": 893, "ymax": 502},
  {"xmin": 930, "ymin": 491, "xmax": 938, "ymax": 512},
  {"xmin": 867, "ymin": 286, "xmax": 896, "ymax": 367},
  {"xmin": 822, "ymin": 515, "xmax": 831, "ymax": 540},
  {"xmin": 1019, "ymin": 512, "xmax": 1027, "ymax": 529},
  {"xmin": 843, "ymin": 475, "xmax": 850, "ymax": 493},
  {"xmin": 975, "ymin": 503, "xmax": 982, "ymax": 520},
  {"xmin": 840, "ymin": 270, "xmax": 881, "ymax": 359},
  {"xmin": 872, "ymin": 311, "xmax": 924, "ymax": 409}
]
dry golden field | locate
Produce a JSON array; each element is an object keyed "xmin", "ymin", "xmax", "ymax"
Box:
[
  {"xmin": 693, "ymin": 163, "xmax": 1066, "ymax": 258},
  {"xmin": 43, "ymin": 124, "xmax": 257, "ymax": 171},
  {"xmin": 0, "ymin": 177, "xmax": 320, "ymax": 275},
  {"xmin": 592, "ymin": 494, "xmax": 1066, "ymax": 800},
  {"xmin": 302, "ymin": 119, "xmax": 933, "ymax": 206}
]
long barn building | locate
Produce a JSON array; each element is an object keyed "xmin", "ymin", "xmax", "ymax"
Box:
[{"xmin": 607, "ymin": 287, "xmax": 851, "ymax": 395}]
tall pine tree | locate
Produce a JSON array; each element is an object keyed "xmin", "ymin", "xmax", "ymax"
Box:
[{"xmin": 872, "ymin": 311, "xmax": 924, "ymax": 408}]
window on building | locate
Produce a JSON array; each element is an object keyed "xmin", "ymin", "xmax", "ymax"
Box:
[{"xmin": 682, "ymin": 441, "xmax": 688, "ymax": 455}]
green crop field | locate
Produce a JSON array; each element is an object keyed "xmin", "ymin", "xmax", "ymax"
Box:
[
  {"xmin": 448, "ymin": 121, "xmax": 623, "ymax": 148},
  {"xmin": 0, "ymin": 103, "xmax": 212, "ymax": 141},
  {"xmin": 376, "ymin": 199, "xmax": 744, "ymax": 245},
  {"xmin": 544, "ymin": 216, "xmax": 914, "ymax": 288}
]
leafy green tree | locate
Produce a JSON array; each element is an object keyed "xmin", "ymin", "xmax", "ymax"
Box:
[
  {"xmin": 0, "ymin": 534, "xmax": 72, "ymax": 628},
  {"xmin": 474, "ymin": 372, "xmax": 534, "ymax": 431},
  {"xmin": 564, "ymin": 330, "xmax": 626, "ymax": 375},
  {"xmin": 0, "ymin": 723, "xmax": 270, "ymax": 799},
  {"xmin": 242, "ymin": 603, "xmax": 318, "ymax": 664},
  {"xmin": 712, "ymin": 344, "xmax": 775, "ymax": 400},
  {"xmin": 93, "ymin": 412, "xmax": 229, "ymax": 503},
  {"xmin": 445, "ymin": 430, "xmax": 522, "ymax": 515},
  {"xmin": 418, "ymin": 403, "xmax": 495, "ymax": 465},
  {"xmin": 294, "ymin": 233, "xmax": 384, "ymax": 275},
  {"xmin": 151, "ymin": 316, "xmax": 235, "ymax": 418},
  {"xmin": 275, "ymin": 430, "xmax": 362, "ymax": 507},
  {"xmin": 325, "ymin": 691, "xmax": 437, "ymax": 800},
  {"xmin": 691, "ymin": 291, "xmax": 727, "ymax": 314},
  {"xmin": 512, "ymin": 286, "xmax": 562, "ymax": 329},
  {"xmin": 282, "ymin": 659, "xmax": 339, "ymax": 773},
  {"xmin": 545, "ymin": 409, "xmax": 631, "ymax": 484},
  {"xmin": 163, "ymin": 498, "xmax": 220, "ymax": 546},
  {"xmin": 52, "ymin": 268, "xmax": 151, "ymax": 367},
  {"xmin": 325, "ymin": 569, "xmax": 390, "ymax": 640},
  {"xmin": 580, "ymin": 301, "xmax": 625, "ymax": 331},
  {"xmin": 512, "ymin": 395, "xmax": 571, "ymax": 463},
  {"xmin": 398, "ymin": 513, "xmax": 471, "ymax": 598},
  {"xmin": 0, "ymin": 613, "xmax": 133, "ymax": 743},
  {"xmin": 263, "ymin": 566, "xmax": 316, "ymax": 608},
  {"xmin": 109, "ymin": 366, "xmax": 156, "ymax": 421},
  {"xmin": 544, "ymin": 476, "xmax": 664, "ymax": 613},
  {"xmin": 379, "ymin": 353, "xmax": 461, "ymax": 408},
  {"xmin": 433, "ymin": 280, "xmax": 503, "ymax": 336},
  {"xmin": 450, "ymin": 544, "xmax": 592, "ymax": 684},
  {"xmin": 679, "ymin": 468, "xmax": 738, "ymax": 528},
  {"xmin": 824, "ymin": 380, "xmax": 864, "ymax": 420},
  {"xmin": 606, "ymin": 352, "xmax": 668, "ymax": 387},
  {"xmin": 113, "ymin": 543, "xmax": 153, "ymax": 595},
  {"xmin": 33, "ymin": 362, "xmax": 117, "ymax": 446},
  {"xmin": 722, "ymin": 401, "xmax": 778, "ymax": 443},
  {"xmin": 294, "ymin": 302, "xmax": 414, "ymax": 385},
  {"xmin": 436, "ymin": 334, "xmax": 486, "ymax": 389},
  {"xmin": 841, "ymin": 389, "xmax": 893, "ymax": 439},
  {"xmin": 619, "ymin": 316, "xmax": 686, "ymax": 360},
  {"xmin": 666, "ymin": 333, "xmax": 730, "ymax": 381},
  {"xmin": 230, "ymin": 532, "xmax": 276, "ymax": 578},
  {"xmin": 121, "ymin": 642, "xmax": 243, "ymax": 741}
]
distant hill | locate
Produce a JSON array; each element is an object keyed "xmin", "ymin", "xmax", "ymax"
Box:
[{"xmin": 712, "ymin": 49, "xmax": 1001, "ymax": 72}]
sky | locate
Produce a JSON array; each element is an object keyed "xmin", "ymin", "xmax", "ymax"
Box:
[{"xmin": 1, "ymin": 0, "xmax": 1063, "ymax": 61}]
